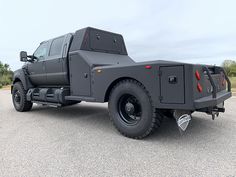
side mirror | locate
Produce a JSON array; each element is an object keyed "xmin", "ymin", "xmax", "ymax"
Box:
[{"xmin": 20, "ymin": 51, "xmax": 28, "ymax": 62}]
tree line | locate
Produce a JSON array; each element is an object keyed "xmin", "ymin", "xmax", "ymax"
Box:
[
  {"xmin": 0, "ymin": 61, "xmax": 13, "ymax": 88},
  {"xmin": 222, "ymin": 60, "xmax": 236, "ymax": 77}
]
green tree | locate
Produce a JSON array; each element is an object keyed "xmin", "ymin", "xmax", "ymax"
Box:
[
  {"xmin": 229, "ymin": 63, "xmax": 236, "ymax": 76},
  {"xmin": 0, "ymin": 60, "xmax": 13, "ymax": 88},
  {"xmin": 222, "ymin": 60, "xmax": 236, "ymax": 76}
]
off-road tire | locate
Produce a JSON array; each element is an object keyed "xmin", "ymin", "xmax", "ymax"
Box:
[
  {"xmin": 108, "ymin": 79, "xmax": 162, "ymax": 139},
  {"xmin": 12, "ymin": 82, "xmax": 33, "ymax": 112}
]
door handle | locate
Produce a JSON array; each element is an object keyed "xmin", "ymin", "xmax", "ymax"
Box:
[
  {"xmin": 168, "ymin": 76, "xmax": 177, "ymax": 84},
  {"xmin": 84, "ymin": 73, "xmax": 88, "ymax": 78},
  {"xmin": 42, "ymin": 61, "xmax": 46, "ymax": 70}
]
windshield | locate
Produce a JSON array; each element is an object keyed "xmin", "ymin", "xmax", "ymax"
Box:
[{"xmin": 33, "ymin": 42, "xmax": 48, "ymax": 60}]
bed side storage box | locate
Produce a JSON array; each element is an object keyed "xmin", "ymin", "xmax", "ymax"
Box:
[{"xmin": 160, "ymin": 65, "xmax": 185, "ymax": 104}]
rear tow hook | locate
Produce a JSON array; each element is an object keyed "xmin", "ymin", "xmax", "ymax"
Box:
[
  {"xmin": 211, "ymin": 107, "xmax": 225, "ymax": 120},
  {"xmin": 211, "ymin": 103, "xmax": 225, "ymax": 120},
  {"xmin": 173, "ymin": 110, "xmax": 192, "ymax": 134},
  {"xmin": 211, "ymin": 111, "xmax": 219, "ymax": 120}
]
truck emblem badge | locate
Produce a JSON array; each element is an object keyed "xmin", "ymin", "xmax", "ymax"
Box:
[{"xmin": 177, "ymin": 114, "xmax": 191, "ymax": 131}]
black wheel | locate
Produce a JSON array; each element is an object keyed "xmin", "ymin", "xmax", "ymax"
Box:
[
  {"xmin": 108, "ymin": 79, "xmax": 162, "ymax": 139},
  {"xmin": 12, "ymin": 82, "xmax": 33, "ymax": 112}
]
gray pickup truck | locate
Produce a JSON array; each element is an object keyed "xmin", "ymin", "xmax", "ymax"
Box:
[{"xmin": 12, "ymin": 27, "xmax": 231, "ymax": 139}]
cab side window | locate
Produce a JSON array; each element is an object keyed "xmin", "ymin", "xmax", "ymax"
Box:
[
  {"xmin": 34, "ymin": 42, "xmax": 48, "ymax": 61},
  {"xmin": 49, "ymin": 37, "xmax": 64, "ymax": 56}
]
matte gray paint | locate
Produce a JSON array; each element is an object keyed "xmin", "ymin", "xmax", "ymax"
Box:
[
  {"xmin": 160, "ymin": 65, "xmax": 185, "ymax": 104},
  {"xmin": 90, "ymin": 62, "xmax": 196, "ymax": 110},
  {"xmin": 13, "ymin": 27, "xmax": 231, "ymax": 112},
  {"xmin": 12, "ymin": 67, "xmax": 34, "ymax": 91},
  {"xmin": 69, "ymin": 52, "xmax": 91, "ymax": 96}
]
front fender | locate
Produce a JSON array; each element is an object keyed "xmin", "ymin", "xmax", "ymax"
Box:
[{"xmin": 12, "ymin": 69, "xmax": 33, "ymax": 92}]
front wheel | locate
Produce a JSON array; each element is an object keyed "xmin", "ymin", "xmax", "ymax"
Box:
[
  {"xmin": 108, "ymin": 79, "xmax": 162, "ymax": 139},
  {"xmin": 12, "ymin": 82, "xmax": 33, "ymax": 112}
]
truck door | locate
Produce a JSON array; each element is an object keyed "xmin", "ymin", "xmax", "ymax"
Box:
[
  {"xmin": 160, "ymin": 65, "xmax": 185, "ymax": 104},
  {"xmin": 45, "ymin": 36, "xmax": 67, "ymax": 85},
  {"xmin": 27, "ymin": 41, "xmax": 49, "ymax": 86}
]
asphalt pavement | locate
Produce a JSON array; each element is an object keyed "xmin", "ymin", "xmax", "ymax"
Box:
[{"xmin": 0, "ymin": 90, "xmax": 235, "ymax": 177}]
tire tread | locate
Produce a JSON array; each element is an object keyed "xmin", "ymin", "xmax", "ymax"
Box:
[
  {"xmin": 108, "ymin": 79, "xmax": 163, "ymax": 139},
  {"xmin": 13, "ymin": 82, "xmax": 32, "ymax": 112}
]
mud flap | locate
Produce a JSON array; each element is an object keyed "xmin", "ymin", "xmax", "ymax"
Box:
[{"xmin": 173, "ymin": 110, "xmax": 192, "ymax": 134}]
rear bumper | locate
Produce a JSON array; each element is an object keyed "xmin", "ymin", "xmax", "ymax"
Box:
[{"xmin": 194, "ymin": 90, "xmax": 231, "ymax": 109}]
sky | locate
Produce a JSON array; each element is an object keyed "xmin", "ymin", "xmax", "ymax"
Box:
[{"xmin": 0, "ymin": 0, "xmax": 236, "ymax": 70}]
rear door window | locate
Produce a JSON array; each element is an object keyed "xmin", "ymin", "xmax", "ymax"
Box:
[{"xmin": 49, "ymin": 36, "xmax": 64, "ymax": 56}]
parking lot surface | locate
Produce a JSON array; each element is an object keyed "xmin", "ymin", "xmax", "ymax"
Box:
[{"xmin": 0, "ymin": 90, "xmax": 235, "ymax": 177}]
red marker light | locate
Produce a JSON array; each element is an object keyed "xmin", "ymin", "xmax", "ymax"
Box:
[
  {"xmin": 145, "ymin": 65, "xmax": 152, "ymax": 69},
  {"xmin": 197, "ymin": 83, "xmax": 203, "ymax": 92},
  {"xmin": 195, "ymin": 70, "xmax": 201, "ymax": 80}
]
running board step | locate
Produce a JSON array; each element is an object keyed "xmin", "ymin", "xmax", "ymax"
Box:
[
  {"xmin": 32, "ymin": 101, "xmax": 62, "ymax": 107},
  {"xmin": 65, "ymin": 96, "xmax": 96, "ymax": 102}
]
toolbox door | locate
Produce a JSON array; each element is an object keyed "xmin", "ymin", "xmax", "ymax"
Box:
[
  {"xmin": 160, "ymin": 66, "xmax": 185, "ymax": 104},
  {"xmin": 69, "ymin": 53, "xmax": 91, "ymax": 96}
]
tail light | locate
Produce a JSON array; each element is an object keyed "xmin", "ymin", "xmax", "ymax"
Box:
[
  {"xmin": 195, "ymin": 70, "xmax": 203, "ymax": 92},
  {"xmin": 197, "ymin": 83, "xmax": 203, "ymax": 92},
  {"xmin": 195, "ymin": 70, "xmax": 201, "ymax": 80}
]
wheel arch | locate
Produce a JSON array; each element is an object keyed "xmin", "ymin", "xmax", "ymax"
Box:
[
  {"xmin": 13, "ymin": 77, "xmax": 21, "ymax": 84},
  {"xmin": 104, "ymin": 77, "xmax": 144, "ymax": 102},
  {"xmin": 12, "ymin": 69, "xmax": 33, "ymax": 92}
]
